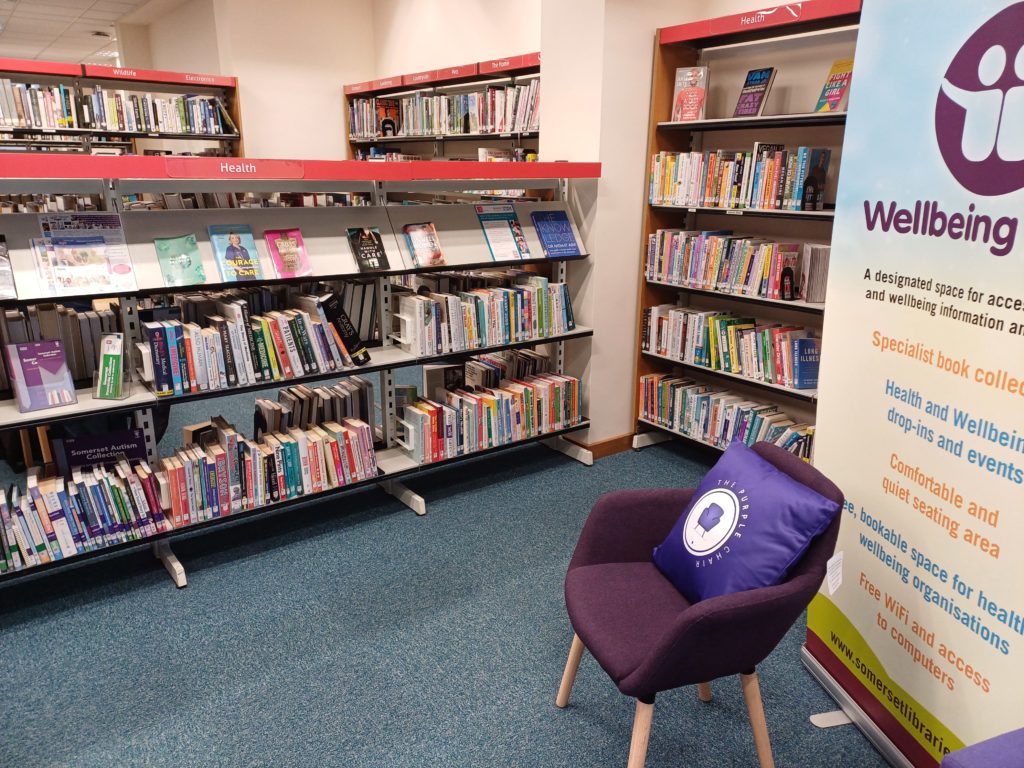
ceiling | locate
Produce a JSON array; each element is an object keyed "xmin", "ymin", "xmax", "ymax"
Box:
[{"xmin": 0, "ymin": 0, "xmax": 157, "ymax": 65}]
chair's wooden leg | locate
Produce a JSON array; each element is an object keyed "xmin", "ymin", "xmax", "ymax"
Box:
[
  {"xmin": 627, "ymin": 699, "xmax": 655, "ymax": 768},
  {"xmin": 741, "ymin": 670, "xmax": 776, "ymax": 768},
  {"xmin": 556, "ymin": 633, "xmax": 586, "ymax": 708},
  {"xmin": 697, "ymin": 682, "xmax": 712, "ymax": 702}
]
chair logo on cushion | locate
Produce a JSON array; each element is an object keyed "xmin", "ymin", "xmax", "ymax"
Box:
[{"xmin": 681, "ymin": 481, "xmax": 750, "ymax": 559}]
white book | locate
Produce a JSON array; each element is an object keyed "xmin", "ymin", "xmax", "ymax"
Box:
[
  {"xmin": 288, "ymin": 428, "xmax": 313, "ymax": 495},
  {"xmin": 226, "ymin": 320, "xmax": 252, "ymax": 385}
]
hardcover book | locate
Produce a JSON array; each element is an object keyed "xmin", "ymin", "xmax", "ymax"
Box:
[
  {"xmin": 403, "ymin": 223, "xmax": 446, "ymax": 268},
  {"xmin": 154, "ymin": 233, "xmax": 206, "ymax": 287},
  {"xmin": 208, "ymin": 224, "xmax": 264, "ymax": 281},
  {"xmin": 530, "ymin": 211, "xmax": 582, "ymax": 258},
  {"xmin": 733, "ymin": 67, "xmax": 776, "ymax": 118},
  {"xmin": 671, "ymin": 66, "xmax": 709, "ymax": 122},
  {"xmin": 475, "ymin": 204, "xmax": 531, "ymax": 262},
  {"xmin": 5, "ymin": 340, "xmax": 77, "ymax": 413},
  {"xmin": 814, "ymin": 58, "xmax": 854, "ymax": 112},
  {"xmin": 0, "ymin": 235, "xmax": 17, "ymax": 299},
  {"xmin": 347, "ymin": 227, "xmax": 391, "ymax": 272},
  {"xmin": 264, "ymin": 228, "xmax": 312, "ymax": 278}
]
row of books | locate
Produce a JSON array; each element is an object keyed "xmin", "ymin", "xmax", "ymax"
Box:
[
  {"xmin": 399, "ymin": 372, "xmax": 583, "ymax": 464},
  {"xmin": 642, "ymin": 305, "xmax": 820, "ymax": 389},
  {"xmin": 348, "ymin": 81, "xmax": 540, "ymax": 139},
  {"xmin": 394, "ymin": 275, "xmax": 575, "ymax": 356},
  {"xmin": 255, "ymin": 378, "xmax": 375, "ymax": 439},
  {"xmin": 645, "ymin": 229, "xmax": 831, "ymax": 303},
  {"xmin": 0, "ymin": 413, "xmax": 379, "ymax": 573},
  {"xmin": 649, "ymin": 145, "xmax": 833, "ymax": 211},
  {"xmin": 0, "ymin": 79, "xmax": 237, "ymax": 136},
  {"xmin": 139, "ymin": 290, "xmax": 369, "ymax": 398},
  {"xmin": 0, "ymin": 193, "xmax": 100, "ymax": 214},
  {"xmin": 639, "ymin": 373, "xmax": 814, "ymax": 459}
]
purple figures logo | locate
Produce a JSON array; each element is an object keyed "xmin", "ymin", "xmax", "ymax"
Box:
[{"xmin": 935, "ymin": 3, "xmax": 1024, "ymax": 196}]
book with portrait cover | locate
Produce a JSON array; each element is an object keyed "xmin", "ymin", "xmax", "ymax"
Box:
[
  {"xmin": 347, "ymin": 227, "xmax": 391, "ymax": 272},
  {"xmin": 376, "ymin": 98, "xmax": 401, "ymax": 136},
  {"xmin": 403, "ymin": 223, "xmax": 446, "ymax": 268},
  {"xmin": 264, "ymin": 228, "xmax": 312, "ymax": 278},
  {"xmin": 733, "ymin": 67, "xmax": 776, "ymax": 117},
  {"xmin": 475, "ymin": 204, "xmax": 531, "ymax": 262},
  {"xmin": 154, "ymin": 233, "xmax": 206, "ymax": 287},
  {"xmin": 5, "ymin": 340, "xmax": 77, "ymax": 413},
  {"xmin": 208, "ymin": 224, "xmax": 263, "ymax": 282},
  {"xmin": 671, "ymin": 66, "xmax": 709, "ymax": 122},
  {"xmin": 530, "ymin": 211, "xmax": 582, "ymax": 258},
  {"xmin": 814, "ymin": 58, "xmax": 853, "ymax": 112}
]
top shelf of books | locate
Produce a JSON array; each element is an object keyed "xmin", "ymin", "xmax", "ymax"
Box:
[
  {"xmin": 659, "ymin": 0, "xmax": 861, "ymax": 48},
  {"xmin": 344, "ymin": 53, "xmax": 540, "ymax": 97},
  {"xmin": 0, "ymin": 156, "xmax": 600, "ymax": 183},
  {"xmin": 0, "ymin": 58, "xmax": 236, "ymax": 89}
]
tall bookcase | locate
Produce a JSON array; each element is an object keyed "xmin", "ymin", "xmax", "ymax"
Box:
[
  {"xmin": 632, "ymin": 0, "xmax": 861, "ymax": 458},
  {"xmin": 344, "ymin": 53, "xmax": 540, "ymax": 160},
  {"xmin": 0, "ymin": 155, "xmax": 598, "ymax": 588},
  {"xmin": 0, "ymin": 58, "xmax": 242, "ymax": 157}
]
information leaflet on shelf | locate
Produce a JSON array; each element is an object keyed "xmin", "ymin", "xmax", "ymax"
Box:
[
  {"xmin": 34, "ymin": 212, "xmax": 136, "ymax": 295},
  {"xmin": 808, "ymin": 2, "xmax": 1023, "ymax": 766}
]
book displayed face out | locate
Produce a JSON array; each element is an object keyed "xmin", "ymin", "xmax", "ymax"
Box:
[
  {"xmin": 475, "ymin": 204, "xmax": 531, "ymax": 262},
  {"xmin": 671, "ymin": 66, "xmax": 709, "ymax": 122},
  {"xmin": 5, "ymin": 340, "xmax": 77, "ymax": 413},
  {"xmin": 733, "ymin": 67, "xmax": 776, "ymax": 117},
  {"xmin": 346, "ymin": 227, "xmax": 391, "ymax": 272},
  {"xmin": 530, "ymin": 211, "xmax": 582, "ymax": 258},
  {"xmin": 154, "ymin": 233, "xmax": 206, "ymax": 287},
  {"xmin": 402, "ymin": 223, "xmax": 446, "ymax": 268},
  {"xmin": 208, "ymin": 224, "xmax": 264, "ymax": 282},
  {"xmin": 264, "ymin": 228, "xmax": 312, "ymax": 278}
]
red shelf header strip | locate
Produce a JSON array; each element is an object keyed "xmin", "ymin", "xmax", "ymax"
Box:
[
  {"xmin": 659, "ymin": 0, "xmax": 861, "ymax": 45},
  {"xmin": 0, "ymin": 57, "xmax": 81, "ymax": 77},
  {"xmin": 0, "ymin": 156, "xmax": 600, "ymax": 182},
  {"xmin": 345, "ymin": 52, "xmax": 539, "ymax": 96},
  {"xmin": 82, "ymin": 64, "xmax": 236, "ymax": 88}
]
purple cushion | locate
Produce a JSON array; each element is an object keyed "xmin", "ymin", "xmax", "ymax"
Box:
[
  {"xmin": 652, "ymin": 440, "xmax": 840, "ymax": 603},
  {"xmin": 565, "ymin": 562, "xmax": 690, "ymax": 683}
]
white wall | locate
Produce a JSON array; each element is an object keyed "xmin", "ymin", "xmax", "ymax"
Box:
[
  {"xmin": 372, "ymin": 0, "xmax": 540, "ymax": 76},
  {"xmin": 146, "ymin": 0, "xmax": 221, "ymax": 75}
]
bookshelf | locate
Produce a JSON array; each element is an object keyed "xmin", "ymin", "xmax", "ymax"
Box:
[
  {"xmin": 0, "ymin": 156, "xmax": 599, "ymax": 588},
  {"xmin": 0, "ymin": 59, "xmax": 242, "ymax": 157},
  {"xmin": 344, "ymin": 53, "xmax": 541, "ymax": 161},
  {"xmin": 631, "ymin": 0, "xmax": 861, "ymax": 459}
]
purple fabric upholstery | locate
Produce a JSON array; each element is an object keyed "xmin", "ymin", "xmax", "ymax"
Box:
[
  {"xmin": 564, "ymin": 442, "xmax": 842, "ymax": 701},
  {"xmin": 940, "ymin": 728, "xmax": 1024, "ymax": 768}
]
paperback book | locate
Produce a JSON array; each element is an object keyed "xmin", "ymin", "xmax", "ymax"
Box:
[
  {"xmin": 347, "ymin": 227, "xmax": 391, "ymax": 272},
  {"xmin": 814, "ymin": 58, "xmax": 853, "ymax": 112},
  {"xmin": 35, "ymin": 212, "xmax": 136, "ymax": 295},
  {"xmin": 530, "ymin": 211, "xmax": 581, "ymax": 258},
  {"xmin": 0, "ymin": 235, "xmax": 17, "ymax": 299},
  {"xmin": 671, "ymin": 66, "xmax": 709, "ymax": 122},
  {"xmin": 475, "ymin": 204, "xmax": 531, "ymax": 262},
  {"xmin": 733, "ymin": 67, "xmax": 776, "ymax": 117},
  {"xmin": 208, "ymin": 224, "xmax": 264, "ymax": 282},
  {"xmin": 5, "ymin": 340, "xmax": 77, "ymax": 413},
  {"xmin": 403, "ymin": 223, "xmax": 446, "ymax": 268},
  {"xmin": 264, "ymin": 228, "xmax": 312, "ymax": 278},
  {"xmin": 154, "ymin": 233, "xmax": 206, "ymax": 287},
  {"xmin": 96, "ymin": 332, "xmax": 124, "ymax": 399}
]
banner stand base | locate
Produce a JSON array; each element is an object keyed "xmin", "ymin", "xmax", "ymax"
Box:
[
  {"xmin": 810, "ymin": 710, "xmax": 853, "ymax": 728},
  {"xmin": 801, "ymin": 644, "xmax": 914, "ymax": 768}
]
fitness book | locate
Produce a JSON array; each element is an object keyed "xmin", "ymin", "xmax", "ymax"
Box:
[
  {"xmin": 671, "ymin": 66, "xmax": 708, "ymax": 122},
  {"xmin": 403, "ymin": 223, "xmax": 446, "ymax": 268},
  {"xmin": 154, "ymin": 233, "xmax": 206, "ymax": 287},
  {"xmin": 5, "ymin": 340, "xmax": 77, "ymax": 413},
  {"xmin": 264, "ymin": 228, "xmax": 312, "ymax": 278},
  {"xmin": 347, "ymin": 227, "xmax": 390, "ymax": 272},
  {"xmin": 733, "ymin": 67, "xmax": 776, "ymax": 117},
  {"xmin": 208, "ymin": 224, "xmax": 264, "ymax": 282},
  {"xmin": 475, "ymin": 204, "xmax": 531, "ymax": 262},
  {"xmin": 530, "ymin": 211, "xmax": 582, "ymax": 258}
]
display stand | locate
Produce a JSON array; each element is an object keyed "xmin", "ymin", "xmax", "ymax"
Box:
[{"xmin": 0, "ymin": 156, "xmax": 599, "ymax": 587}]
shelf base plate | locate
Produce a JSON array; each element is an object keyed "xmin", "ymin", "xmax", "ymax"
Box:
[
  {"xmin": 632, "ymin": 431, "xmax": 673, "ymax": 451},
  {"xmin": 153, "ymin": 540, "xmax": 187, "ymax": 588},
  {"xmin": 379, "ymin": 479, "xmax": 427, "ymax": 516},
  {"xmin": 543, "ymin": 435, "xmax": 593, "ymax": 466}
]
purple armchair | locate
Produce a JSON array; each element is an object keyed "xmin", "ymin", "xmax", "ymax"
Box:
[{"xmin": 555, "ymin": 443, "xmax": 843, "ymax": 768}]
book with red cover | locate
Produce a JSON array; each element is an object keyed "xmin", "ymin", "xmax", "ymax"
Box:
[{"xmin": 671, "ymin": 66, "xmax": 708, "ymax": 122}]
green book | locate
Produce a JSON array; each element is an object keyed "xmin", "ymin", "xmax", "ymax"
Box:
[
  {"xmin": 250, "ymin": 322, "xmax": 273, "ymax": 381},
  {"xmin": 96, "ymin": 333, "xmax": 124, "ymax": 399},
  {"xmin": 154, "ymin": 233, "xmax": 206, "ymax": 287}
]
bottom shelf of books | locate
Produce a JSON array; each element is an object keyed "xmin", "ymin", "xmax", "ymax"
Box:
[
  {"xmin": 637, "ymin": 372, "xmax": 815, "ymax": 460},
  {"xmin": 0, "ymin": 369, "xmax": 586, "ymax": 582}
]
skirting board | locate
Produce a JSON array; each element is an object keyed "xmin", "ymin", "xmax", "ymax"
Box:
[
  {"xmin": 801, "ymin": 645, "xmax": 913, "ymax": 768},
  {"xmin": 564, "ymin": 433, "xmax": 633, "ymax": 460}
]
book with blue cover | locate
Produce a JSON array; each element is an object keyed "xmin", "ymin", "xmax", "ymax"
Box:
[
  {"xmin": 793, "ymin": 337, "xmax": 820, "ymax": 389},
  {"xmin": 208, "ymin": 224, "xmax": 263, "ymax": 282},
  {"xmin": 530, "ymin": 211, "xmax": 582, "ymax": 258}
]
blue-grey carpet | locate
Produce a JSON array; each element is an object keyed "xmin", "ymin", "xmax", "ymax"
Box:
[{"xmin": 0, "ymin": 441, "xmax": 886, "ymax": 768}]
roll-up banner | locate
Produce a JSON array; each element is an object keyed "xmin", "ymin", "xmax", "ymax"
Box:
[{"xmin": 806, "ymin": 1, "xmax": 1024, "ymax": 765}]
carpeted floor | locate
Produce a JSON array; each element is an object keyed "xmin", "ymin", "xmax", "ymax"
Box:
[{"xmin": 0, "ymin": 441, "xmax": 887, "ymax": 767}]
